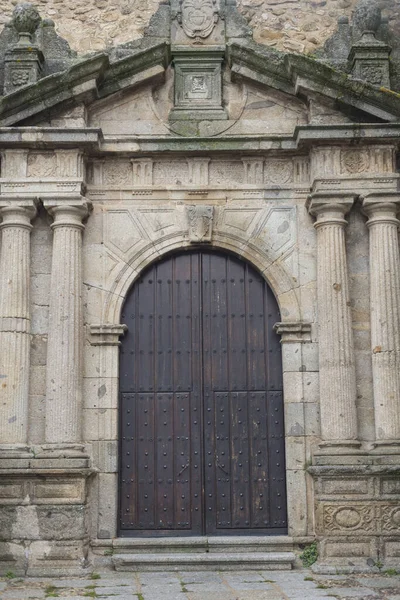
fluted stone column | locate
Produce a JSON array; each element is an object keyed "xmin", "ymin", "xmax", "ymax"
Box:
[
  {"xmin": 363, "ymin": 197, "xmax": 400, "ymax": 444},
  {"xmin": 0, "ymin": 202, "xmax": 36, "ymax": 446},
  {"xmin": 309, "ymin": 196, "xmax": 359, "ymax": 446},
  {"xmin": 44, "ymin": 200, "xmax": 91, "ymax": 444}
]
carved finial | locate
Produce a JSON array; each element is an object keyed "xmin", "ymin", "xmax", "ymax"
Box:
[
  {"xmin": 12, "ymin": 3, "xmax": 41, "ymax": 44},
  {"xmin": 352, "ymin": 0, "xmax": 381, "ymax": 36}
]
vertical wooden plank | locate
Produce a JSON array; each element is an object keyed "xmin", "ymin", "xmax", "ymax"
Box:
[
  {"xmin": 136, "ymin": 393, "xmax": 155, "ymax": 529},
  {"xmin": 214, "ymin": 391, "xmax": 231, "ymax": 530},
  {"xmin": 156, "ymin": 392, "xmax": 174, "ymax": 529},
  {"xmin": 202, "ymin": 252, "xmax": 216, "ymax": 534},
  {"xmin": 230, "ymin": 391, "xmax": 250, "ymax": 528},
  {"xmin": 173, "ymin": 254, "xmax": 192, "ymax": 393},
  {"xmin": 120, "ymin": 392, "xmax": 136, "ymax": 529},
  {"xmin": 246, "ymin": 267, "xmax": 267, "ymax": 391},
  {"xmin": 227, "ymin": 258, "xmax": 247, "ymax": 392},
  {"xmin": 155, "ymin": 259, "xmax": 173, "ymax": 393},
  {"xmin": 209, "ymin": 253, "xmax": 229, "ymax": 391},
  {"xmin": 174, "ymin": 392, "xmax": 192, "ymax": 530},
  {"xmin": 137, "ymin": 273, "xmax": 155, "ymax": 393},
  {"xmin": 249, "ymin": 391, "xmax": 270, "ymax": 528},
  {"xmin": 189, "ymin": 252, "xmax": 203, "ymax": 533},
  {"xmin": 267, "ymin": 390, "xmax": 287, "ymax": 530}
]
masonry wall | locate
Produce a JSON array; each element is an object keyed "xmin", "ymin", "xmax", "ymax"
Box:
[{"xmin": 0, "ymin": 0, "xmax": 398, "ymax": 55}]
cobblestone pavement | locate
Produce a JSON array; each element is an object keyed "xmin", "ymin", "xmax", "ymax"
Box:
[{"xmin": 1, "ymin": 570, "xmax": 400, "ymax": 600}]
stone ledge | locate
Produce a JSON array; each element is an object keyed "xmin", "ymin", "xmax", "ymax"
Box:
[{"xmin": 112, "ymin": 551, "xmax": 295, "ymax": 571}]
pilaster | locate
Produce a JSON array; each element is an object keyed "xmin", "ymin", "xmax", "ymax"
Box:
[
  {"xmin": 308, "ymin": 194, "xmax": 359, "ymax": 448},
  {"xmin": 44, "ymin": 198, "xmax": 91, "ymax": 446},
  {"xmin": 0, "ymin": 200, "xmax": 37, "ymax": 446},
  {"xmin": 362, "ymin": 194, "xmax": 400, "ymax": 447}
]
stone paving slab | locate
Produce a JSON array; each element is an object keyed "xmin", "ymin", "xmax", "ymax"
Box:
[{"xmin": 1, "ymin": 569, "xmax": 400, "ymax": 600}]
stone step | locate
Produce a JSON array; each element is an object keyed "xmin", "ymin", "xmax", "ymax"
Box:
[
  {"xmin": 113, "ymin": 535, "xmax": 294, "ymax": 554},
  {"xmin": 112, "ymin": 551, "xmax": 296, "ymax": 571}
]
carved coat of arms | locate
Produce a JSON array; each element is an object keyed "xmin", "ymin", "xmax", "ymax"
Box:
[
  {"xmin": 178, "ymin": 0, "xmax": 219, "ymax": 39},
  {"xmin": 187, "ymin": 205, "xmax": 214, "ymax": 242}
]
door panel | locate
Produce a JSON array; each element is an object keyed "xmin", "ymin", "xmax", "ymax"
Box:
[{"xmin": 119, "ymin": 250, "xmax": 287, "ymax": 536}]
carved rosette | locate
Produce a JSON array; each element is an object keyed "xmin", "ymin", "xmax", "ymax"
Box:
[{"xmin": 178, "ymin": 0, "xmax": 219, "ymax": 39}]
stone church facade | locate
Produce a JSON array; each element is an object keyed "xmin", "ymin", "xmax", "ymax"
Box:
[{"xmin": 1, "ymin": 0, "xmax": 400, "ymax": 576}]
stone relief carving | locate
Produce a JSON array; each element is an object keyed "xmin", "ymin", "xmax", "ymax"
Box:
[
  {"xmin": 153, "ymin": 161, "xmax": 189, "ymax": 186},
  {"xmin": 323, "ymin": 504, "xmax": 375, "ymax": 533},
  {"xmin": 187, "ymin": 205, "xmax": 214, "ymax": 242},
  {"xmin": 209, "ymin": 162, "xmax": 244, "ymax": 185},
  {"xmin": 360, "ymin": 64, "xmax": 385, "ymax": 86},
  {"xmin": 103, "ymin": 162, "xmax": 131, "ymax": 186},
  {"xmin": 341, "ymin": 149, "xmax": 370, "ymax": 174},
  {"xmin": 27, "ymin": 153, "xmax": 57, "ymax": 177},
  {"xmin": 178, "ymin": 0, "xmax": 219, "ymax": 40},
  {"xmin": 381, "ymin": 506, "xmax": 400, "ymax": 532},
  {"xmin": 264, "ymin": 159, "xmax": 293, "ymax": 185}
]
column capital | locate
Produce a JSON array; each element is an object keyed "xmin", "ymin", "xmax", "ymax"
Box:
[
  {"xmin": 0, "ymin": 199, "xmax": 37, "ymax": 229},
  {"xmin": 362, "ymin": 192, "xmax": 400, "ymax": 226},
  {"xmin": 307, "ymin": 193, "xmax": 356, "ymax": 226},
  {"xmin": 43, "ymin": 197, "xmax": 92, "ymax": 230}
]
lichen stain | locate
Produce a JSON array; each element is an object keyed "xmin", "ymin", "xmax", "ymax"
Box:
[{"xmin": 97, "ymin": 384, "xmax": 107, "ymax": 399}]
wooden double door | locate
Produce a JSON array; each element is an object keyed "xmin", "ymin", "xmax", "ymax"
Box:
[{"xmin": 119, "ymin": 250, "xmax": 287, "ymax": 536}]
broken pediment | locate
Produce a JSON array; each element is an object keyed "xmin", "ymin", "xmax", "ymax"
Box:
[{"xmin": 0, "ymin": 0, "xmax": 400, "ymax": 131}]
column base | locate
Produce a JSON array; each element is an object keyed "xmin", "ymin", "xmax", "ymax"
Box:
[
  {"xmin": 317, "ymin": 440, "xmax": 362, "ymax": 451},
  {"xmin": 371, "ymin": 440, "xmax": 400, "ymax": 453},
  {"xmin": 0, "ymin": 444, "xmax": 34, "ymax": 458},
  {"xmin": 34, "ymin": 443, "xmax": 89, "ymax": 458}
]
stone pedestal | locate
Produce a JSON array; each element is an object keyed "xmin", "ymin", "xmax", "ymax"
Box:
[
  {"xmin": 0, "ymin": 201, "xmax": 37, "ymax": 445},
  {"xmin": 308, "ymin": 196, "xmax": 359, "ymax": 447},
  {"xmin": 44, "ymin": 200, "xmax": 91, "ymax": 445},
  {"xmin": 363, "ymin": 196, "xmax": 400, "ymax": 445}
]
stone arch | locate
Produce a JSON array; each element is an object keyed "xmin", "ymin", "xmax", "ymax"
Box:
[{"xmin": 103, "ymin": 231, "xmax": 301, "ymax": 325}]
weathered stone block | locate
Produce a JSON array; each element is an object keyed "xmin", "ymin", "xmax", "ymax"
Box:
[
  {"xmin": 0, "ymin": 541, "xmax": 26, "ymax": 575},
  {"xmin": 37, "ymin": 506, "xmax": 87, "ymax": 540},
  {"xmin": 97, "ymin": 473, "xmax": 118, "ymax": 539},
  {"xmin": 28, "ymin": 540, "xmax": 90, "ymax": 577}
]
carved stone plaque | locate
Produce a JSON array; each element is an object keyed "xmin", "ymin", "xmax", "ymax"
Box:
[
  {"xmin": 178, "ymin": 0, "xmax": 219, "ymax": 40},
  {"xmin": 187, "ymin": 205, "xmax": 214, "ymax": 242}
]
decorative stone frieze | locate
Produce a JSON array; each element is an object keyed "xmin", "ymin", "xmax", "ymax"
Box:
[
  {"xmin": 131, "ymin": 158, "xmax": 153, "ymax": 187},
  {"xmin": 242, "ymin": 158, "xmax": 264, "ymax": 185},
  {"xmin": 0, "ymin": 200, "xmax": 37, "ymax": 446},
  {"xmin": 308, "ymin": 194, "xmax": 359, "ymax": 447},
  {"xmin": 362, "ymin": 194, "xmax": 400, "ymax": 445},
  {"xmin": 187, "ymin": 157, "xmax": 210, "ymax": 186},
  {"xmin": 44, "ymin": 199, "xmax": 91, "ymax": 445}
]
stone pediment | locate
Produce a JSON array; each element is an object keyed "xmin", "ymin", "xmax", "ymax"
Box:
[{"xmin": 0, "ymin": 0, "xmax": 400, "ymax": 130}]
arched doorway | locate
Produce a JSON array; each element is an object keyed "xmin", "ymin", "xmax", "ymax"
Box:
[{"xmin": 119, "ymin": 250, "xmax": 287, "ymax": 536}]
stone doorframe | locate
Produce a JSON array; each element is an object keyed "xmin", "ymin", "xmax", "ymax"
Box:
[{"xmin": 88, "ymin": 230, "xmax": 313, "ymax": 546}]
